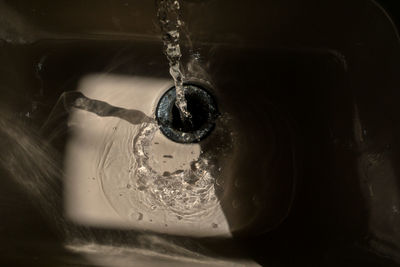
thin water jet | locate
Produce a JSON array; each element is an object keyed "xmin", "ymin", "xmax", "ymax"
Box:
[{"xmin": 157, "ymin": 0, "xmax": 191, "ymax": 120}]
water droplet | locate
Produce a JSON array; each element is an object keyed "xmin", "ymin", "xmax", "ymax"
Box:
[{"xmin": 193, "ymin": 52, "xmax": 201, "ymax": 60}]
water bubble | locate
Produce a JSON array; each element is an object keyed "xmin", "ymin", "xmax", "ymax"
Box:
[{"xmin": 193, "ymin": 52, "xmax": 201, "ymax": 60}]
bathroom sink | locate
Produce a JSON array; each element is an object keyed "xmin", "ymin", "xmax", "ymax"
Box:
[{"xmin": 1, "ymin": 0, "xmax": 400, "ymax": 266}]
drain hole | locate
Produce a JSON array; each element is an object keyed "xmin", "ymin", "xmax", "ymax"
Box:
[
  {"xmin": 156, "ymin": 84, "xmax": 218, "ymax": 143},
  {"xmin": 171, "ymin": 92, "xmax": 210, "ymax": 132}
]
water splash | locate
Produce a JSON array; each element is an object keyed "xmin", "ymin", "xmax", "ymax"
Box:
[
  {"xmin": 96, "ymin": 118, "xmax": 229, "ymax": 232},
  {"xmin": 157, "ymin": 0, "xmax": 191, "ymax": 120},
  {"xmin": 132, "ymin": 123, "xmax": 221, "ymax": 219}
]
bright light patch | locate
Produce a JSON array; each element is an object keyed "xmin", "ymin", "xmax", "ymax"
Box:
[{"xmin": 64, "ymin": 74, "xmax": 231, "ymax": 237}]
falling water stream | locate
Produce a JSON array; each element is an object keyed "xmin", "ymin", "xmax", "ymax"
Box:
[{"xmin": 157, "ymin": 0, "xmax": 191, "ymax": 120}]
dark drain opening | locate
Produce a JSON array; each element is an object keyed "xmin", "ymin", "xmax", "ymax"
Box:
[
  {"xmin": 171, "ymin": 92, "xmax": 210, "ymax": 132},
  {"xmin": 156, "ymin": 84, "xmax": 218, "ymax": 143}
]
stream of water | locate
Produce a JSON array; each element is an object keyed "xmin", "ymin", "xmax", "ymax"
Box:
[{"xmin": 157, "ymin": 0, "xmax": 191, "ymax": 120}]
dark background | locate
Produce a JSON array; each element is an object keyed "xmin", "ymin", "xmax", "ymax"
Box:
[{"xmin": 378, "ymin": 0, "xmax": 400, "ymax": 30}]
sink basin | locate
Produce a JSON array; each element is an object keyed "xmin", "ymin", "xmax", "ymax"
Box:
[{"xmin": 1, "ymin": 0, "xmax": 400, "ymax": 266}]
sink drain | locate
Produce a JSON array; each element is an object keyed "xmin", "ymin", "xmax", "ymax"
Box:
[{"xmin": 156, "ymin": 84, "xmax": 218, "ymax": 143}]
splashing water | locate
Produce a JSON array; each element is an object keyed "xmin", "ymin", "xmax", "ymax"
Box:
[
  {"xmin": 132, "ymin": 123, "xmax": 220, "ymax": 219},
  {"xmin": 96, "ymin": 117, "xmax": 231, "ymax": 234},
  {"xmin": 157, "ymin": 0, "xmax": 191, "ymax": 120}
]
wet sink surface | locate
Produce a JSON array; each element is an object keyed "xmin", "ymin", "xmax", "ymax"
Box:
[
  {"xmin": 2, "ymin": 39, "xmax": 299, "ymax": 235},
  {"xmin": 1, "ymin": 0, "xmax": 400, "ymax": 266}
]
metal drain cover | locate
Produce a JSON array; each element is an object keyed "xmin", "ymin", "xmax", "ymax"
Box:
[{"xmin": 156, "ymin": 84, "xmax": 218, "ymax": 143}]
